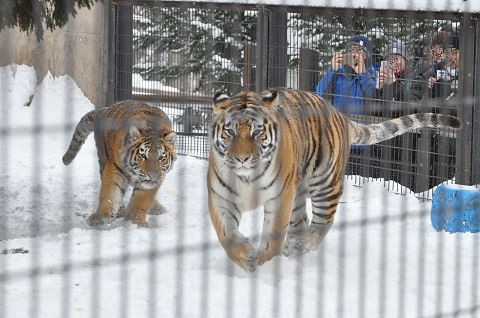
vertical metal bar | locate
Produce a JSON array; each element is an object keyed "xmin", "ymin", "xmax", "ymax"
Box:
[
  {"xmin": 0, "ymin": 19, "xmax": 12, "ymax": 316},
  {"xmin": 61, "ymin": 1, "xmax": 78, "ymax": 316},
  {"xmin": 201, "ymin": 5, "xmax": 214, "ymax": 317},
  {"xmin": 470, "ymin": 18, "xmax": 480, "ymax": 318},
  {"xmin": 470, "ymin": 18, "xmax": 480, "ymax": 184},
  {"xmin": 299, "ymin": 48, "xmax": 320, "ymax": 91},
  {"xmin": 243, "ymin": 43, "xmax": 255, "ymax": 91},
  {"xmin": 255, "ymin": 6, "xmax": 268, "ymax": 92},
  {"xmin": 416, "ymin": 131, "xmax": 432, "ymax": 192},
  {"xmin": 175, "ymin": 5, "xmax": 190, "ymax": 318},
  {"xmin": 399, "ymin": 135, "xmax": 413, "ymax": 191},
  {"xmin": 106, "ymin": 0, "xmax": 116, "ymax": 107},
  {"xmin": 115, "ymin": 3, "xmax": 133, "ymax": 102},
  {"xmin": 456, "ymin": 13, "xmax": 476, "ymax": 185},
  {"xmin": 267, "ymin": 8, "xmax": 288, "ymax": 88},
  {"xmin": 472, "ymin": 235, "xmax": 480, "ymax": 318},
  {"xmin": 30, "ymin": 70, "xmax": 42, "ymax": 318}
]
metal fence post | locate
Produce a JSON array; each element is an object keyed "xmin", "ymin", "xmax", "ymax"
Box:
[
  {"xmin": 471, "ymin": 18, "xmax": 480, "ymax": 184},
  {"xmin": 106, "ymin": 0, "xmax": 116, "ymax": 107},
  {"xmin": 456, "ymin": 14, "xmax": 476, "ymax": 185},
  {"xmin": 255, "ymin": 6, "xmax": 268, "ymax": 92},
  {"xmin": 267, "ymin": 7, "xmax": 288, "ymax": 88},
  {"xmin": 299, "ymin": 48, "xmax": 319, "ymax": 91},
  {"xmin": 115, "ymin": 2, "xmax": 133, "ymax": 102},
  {"xmin": 243, "ymin": 43, "xmax": 255, "ymax": 91}
]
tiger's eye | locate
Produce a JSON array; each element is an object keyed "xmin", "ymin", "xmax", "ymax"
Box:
[{"xmin": 252, "ymin": 128, "xmax": 264, "ymax": 139}]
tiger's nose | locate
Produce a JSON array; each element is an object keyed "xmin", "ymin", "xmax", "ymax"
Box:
[
  {"xmin": 146, "ymin": 174, "xmax": 161, "ymax": 182},
  {"xmin": 235, "ymin": 154, "xmax": 250, "ymax": 163}
]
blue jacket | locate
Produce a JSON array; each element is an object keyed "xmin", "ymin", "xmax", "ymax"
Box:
[{"xmin": 316, "ymin": 65, "xmax": 376, "ymax": 115}]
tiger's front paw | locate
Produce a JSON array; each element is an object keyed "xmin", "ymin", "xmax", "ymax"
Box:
[
  {"xmin": 257, "ymin": 241, "xmax": 283, "ymax": 265},
  {"xmin": 124, "ymin": 213, "xmax": 148, "ymax": 227},
  {"xmin": 87, "ymin": 212, "xmax": 113, "ymax": 226},
  {"xmin": 148, "ymin": 200, "xmax": 167, "ymax": 215},
  {"xmin": 228, "ymin": 241, "xmax": 258, "ymax": 272},
  {"xmin": 257, "ymin": 249, "xmax": 275, "ymax": 266}
]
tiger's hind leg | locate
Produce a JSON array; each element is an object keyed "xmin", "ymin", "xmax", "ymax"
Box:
[
  {"xmin": 282, "ymin": 185, "xmax": 309, "ymax": 257},
  {"xmin": 283, "ymin": 177, "xmax": 342, "ymax": 257}
]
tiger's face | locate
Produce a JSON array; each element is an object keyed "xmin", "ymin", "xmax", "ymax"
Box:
[
  {"xmin": 210, "ymin": 90, "xmax": 279, "ymax": 179},
  {"xmin": 122, "ymin": 127, "xmax": 176, "ymax": 189}
]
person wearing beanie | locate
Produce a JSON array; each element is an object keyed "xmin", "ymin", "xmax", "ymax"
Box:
[
  {"xmin": 430, "ymin": 32, "xmax": 447, "ymax": 65},
  {"xmin": 412, "ymin": 34, "xmax": 435, "ymax": 90},
  {"xmin": 425, "ymin": 33, "xmax": 460, "ymax": 100},
  {"xmin": 315, "ymin": 34, "xmax": 376, "ymax": 115},
  {"xmin": 375, "ymin": 40, "xmax": 424, "ymax": 109}
]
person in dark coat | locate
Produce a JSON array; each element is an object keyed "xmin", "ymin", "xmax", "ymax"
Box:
[
  {"xmin": 425, "ymin": 34, "xmax": 460, "ymax": 100},
  {"xmin": 376, "ymin": 40, "xmax": 424, "ymax": 104}
]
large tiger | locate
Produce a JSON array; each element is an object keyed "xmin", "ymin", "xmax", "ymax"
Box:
[
  {"xmin": 63, "ymin": 101, "xmax": 176, "ymax": 227},
  {"xmin": 208, "ymin": 88, "xmax": 461, "ymax": 272}
]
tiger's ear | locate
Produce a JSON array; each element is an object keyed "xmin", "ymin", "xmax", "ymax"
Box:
[
  {"xmin": 261, "ymin": 89, "xmax": 278, "ymax": 109},
  {"xmin": 164, "ymin": 131, "xmax": 176, "ymax": 145},
  {"xmin": 213, "ymin": 92, "xmax": 231, "ymax": 114},
  {"xmin": 128, "ymin": 125, "xmax": 141, "ymax": 143}
]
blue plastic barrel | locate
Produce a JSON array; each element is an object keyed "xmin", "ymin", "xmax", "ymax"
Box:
[{"xmin": 431, "ymin": 184, "xmax": 480, "ymax": 233}]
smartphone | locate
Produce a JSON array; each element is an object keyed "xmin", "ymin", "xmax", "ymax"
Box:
[
  {"xmin": 381, "ymin": 60, "xmax": 392, "ymax": 71},
  {"xmin": 436, "ymin": 69, "xmax": 448, "ymax": 80},
  {"xmin": 343, "ymin": 52, "xmax": 355, "ymax": 66}
]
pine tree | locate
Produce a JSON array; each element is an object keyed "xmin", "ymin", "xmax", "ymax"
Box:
[
  {"xmin": 0, "ymin": 0, "xmax": 99, "ymax": 40},
  {"xmin": 133, "ymin": 6, "xmax": 255, "ymax": 95}
]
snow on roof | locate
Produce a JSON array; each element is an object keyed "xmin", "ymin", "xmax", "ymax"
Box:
[{"xmin": 164, "ymin": 0, "xmax": 480, "ymax": 13}]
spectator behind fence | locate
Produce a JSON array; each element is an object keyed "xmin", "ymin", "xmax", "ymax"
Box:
[
  {"xmin": 375, "ymin": 40, "xmax": 424, "ymax": 104},
  {"xmin": 425, "ymin": 34, "xmax": 459, "ymax": 100},
  {"xmin": 315, "ymin": 34, "xmax": 376, "ymax": 115},
  {"xmin": 424, "ymin": 28, "xmax": 450, "ymax": 85},
  {"xmin": 413, "ymin": 34, "xmax": 433, "ymax": 76}
]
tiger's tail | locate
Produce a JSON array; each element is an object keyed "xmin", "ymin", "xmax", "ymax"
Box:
[
  {"xmin": 62, "ymin": 110, "xmax": 96, "ymax": 165},
  {"xmin": 349, "ymin": 113, "xmax": 462, "ymax": 146}
]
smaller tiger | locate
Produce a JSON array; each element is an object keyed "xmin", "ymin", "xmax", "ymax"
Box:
[{"xmin": 63, "ymin": 100, "xmax": 176, "ymax": 227}]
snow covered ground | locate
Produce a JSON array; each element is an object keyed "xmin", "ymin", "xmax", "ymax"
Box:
[{"xmin": 0, "ymin": 65, "xmax": 479, "ymax": 317}]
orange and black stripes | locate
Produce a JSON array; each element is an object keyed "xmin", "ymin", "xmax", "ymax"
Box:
[
  {"xmin": 63, "ymin": 101, "xmax": 176, "ymax": 227},
  {"xmin": 208, "ymin": 88, "xmax": 461, "ymax": 271}
]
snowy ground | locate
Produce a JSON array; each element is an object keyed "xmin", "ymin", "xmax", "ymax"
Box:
[{"xmin": 0, "ymin": 65, "xmax": 479, "ymax": 317}]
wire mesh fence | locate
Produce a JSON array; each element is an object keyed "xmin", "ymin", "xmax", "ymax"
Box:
[
  {"xmin": 117, "ymin": 2, "xmax": 480, "ymax": 199},
  {"xmin": 0, "ymin": 0, "xmax": 479, "ymax": 317}
]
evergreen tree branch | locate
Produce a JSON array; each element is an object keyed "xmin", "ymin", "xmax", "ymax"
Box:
[{"xmin": 0, "ymin": 0, "xmax": 101, "ymax": 40}]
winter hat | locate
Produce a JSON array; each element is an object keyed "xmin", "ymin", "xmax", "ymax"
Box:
[
  {"xmin": 383, "ymin": 40, "xmax": 408, "ymax": 60},
  {"xmin": 443, "ymin": 34, "xmax": 460, "ymax": 50},
  {"xmin": 345, "ymin": 35, "xmax": 372, "ymax": 55}
]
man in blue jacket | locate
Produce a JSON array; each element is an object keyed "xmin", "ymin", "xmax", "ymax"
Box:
[{"xmin": 316, "ymin": 35, "xmax": 376, "ymax": 115}]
